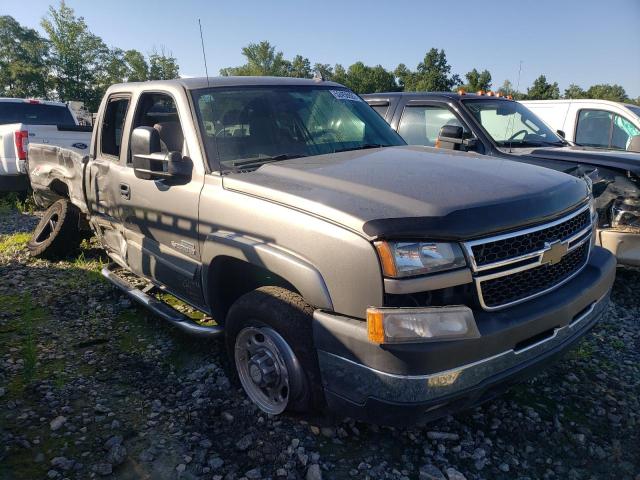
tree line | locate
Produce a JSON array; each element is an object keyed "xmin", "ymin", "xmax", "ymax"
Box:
[
  {"xmin": 0, "ymin": 1, "xmax": 179, "ymax": 111},
  {"xmin": 220, "ymin": 41, "xmax": 638, "ymax": 105},
  {"xmin": 1, "ymin": 3, "xmax": 637, "ymax": 111}
]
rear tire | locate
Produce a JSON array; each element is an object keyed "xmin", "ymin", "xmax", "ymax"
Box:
[
  {"xmin": 225, "ymin": 286, "xmax": 324, "ymax": 415},
  {"xmin": 27, "ymin": 199, "xmax": 81, "ymax": 259}
]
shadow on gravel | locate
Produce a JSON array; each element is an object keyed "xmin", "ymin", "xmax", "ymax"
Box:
[{"xmin": 1, "ymin": 218, "xmax": 639, "ymax": 480}]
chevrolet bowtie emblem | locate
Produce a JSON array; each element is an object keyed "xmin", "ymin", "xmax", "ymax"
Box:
[{"xmin": 541, "ymin": 241, "xmax": 568, "ymax": 265}]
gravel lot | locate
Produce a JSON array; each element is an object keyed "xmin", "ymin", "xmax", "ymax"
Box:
[{"xmin": 1, "ymin": 208, "xmax": 638, "ymax": 480}]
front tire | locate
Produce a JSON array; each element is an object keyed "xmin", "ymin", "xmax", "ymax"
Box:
[
  {"xmin": 225, "ymin": 286, "xmax": 324, "ymax": 415},
  {"xmin": 27, "ymin": 199, "xmax": 81, "ymax": 259}
]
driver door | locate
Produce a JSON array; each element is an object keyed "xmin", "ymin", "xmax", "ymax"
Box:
[{"xmin": 116, "ymin": 90, "xmax": 206, "ymax": 307}]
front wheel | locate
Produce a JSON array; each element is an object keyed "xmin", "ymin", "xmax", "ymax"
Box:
[{"xmin": 225, "ymin": 286, "xmax": 324, "ymax": 415}]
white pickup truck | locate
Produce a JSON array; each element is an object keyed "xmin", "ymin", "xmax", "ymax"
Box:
[
  {"xmin": 522, "ymin": 99, "xmax": 640, "ymax": 153},
  {"xmin": 0, "ymin": 98, "xmax": 92, "ymax": 192}
]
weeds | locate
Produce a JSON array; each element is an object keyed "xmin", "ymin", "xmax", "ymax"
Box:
[{"xmin": 0, "ymin": 232, "xmax": 31, "ymax": 254}]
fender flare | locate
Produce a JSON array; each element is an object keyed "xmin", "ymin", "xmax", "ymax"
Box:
[{"xmin": 201, "ymin": 231, "xmax": 334, "ymax": 311}]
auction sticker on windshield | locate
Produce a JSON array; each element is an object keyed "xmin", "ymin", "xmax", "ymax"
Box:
[{"xmin": 330, "ymin": 90, "xmax": 362, "ymax": 102}]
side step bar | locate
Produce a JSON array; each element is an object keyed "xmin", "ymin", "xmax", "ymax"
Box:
[{"xmin": 101, "ymin": 263, "xmax": 224, "ymax": 338}]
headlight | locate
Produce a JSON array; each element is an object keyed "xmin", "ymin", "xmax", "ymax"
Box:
[
  {"xmin": 374, "ymin": 241, "xmax": 467, "ymax": 278},
  {"xmin": 611, "ymin": 198, "xmax": 640, "ymax": 228},
  {"xmin": 367, "ymin": 306, "xmax": 479, "ymax": 344}
]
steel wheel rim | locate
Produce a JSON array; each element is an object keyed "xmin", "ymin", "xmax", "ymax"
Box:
[
  {"xmin": 235, "ymin": 326, "xmax": 299, "ymax": 415},
  {"xmin": 34, "ymin": 212, "xmax": 59, "ymax": 244}
]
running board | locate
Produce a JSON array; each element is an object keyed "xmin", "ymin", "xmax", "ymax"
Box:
[{"xmin": 101, "ymin": 263, "xmax": 224, "ymax": 338}]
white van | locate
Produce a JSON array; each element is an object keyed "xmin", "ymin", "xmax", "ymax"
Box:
[{"xmin": 521, "ymin": 99, "xmax": 640, "ymax": 153}]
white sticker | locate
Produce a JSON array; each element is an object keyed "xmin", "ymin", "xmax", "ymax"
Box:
[{"xmin": 330, "ymin": 89, "xmax": 362, "ymax": 102}]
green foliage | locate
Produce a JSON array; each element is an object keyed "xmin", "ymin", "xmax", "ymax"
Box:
[
  {"xmin": 0, "ymin": 15, "xmax": 50, "ymax": 98},
  {"xmin": 526, "ymin": 75, "xmax": 560, "ymax": 100},
  {"xmin": 41, "ymin": 1, "xmax": 109, "ymax": 111},
  {"xmin": 124, "ymin": 49, "xmax": 149, "ymax": 82},
  {"xmin": 220, "ymin": 41, "xmax": 292, "ymax": 77},
  {"xmin": 333, "ymin": 62, "xmax": 397, "ymax": 94},
  {"xmin": 586, "ymin": 83, "xmax": 628, "ymax": 102},
  {"xmin": 148, "ymin": 47, "xmax": 180, "ymax": 80},
  {"xmin": 396, "ymin": 48, "xmax": 461, "ymax": 92},
  {"xmin": 564, "ymin": 83, "xmax": 587, "ymax": 99},
  {"xmin": 463, "ymin": 68, "xmax": 492, "ymax": 92},
  {"xmin": 289, "ymin": 55, "xmax": 312, "ymax": 79},
  {"xmin": 0, "ymin": 232, "xmax": 31, "ymax": 254}
]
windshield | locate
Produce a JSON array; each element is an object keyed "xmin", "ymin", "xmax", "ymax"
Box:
[
  {"xmin": 191, "ymin": 86, "xmax": 405, "ymax": 171},
  {"xmin": 626, "ymin": 105, "xmax": 640, "ymax": 119},
  {"xmin": 0, "ymin": 102, "xmax": 75, "ymax": 126},
  {"xmin": 463, "ymin": 99, "xmax": 564, "ymax": 147}
]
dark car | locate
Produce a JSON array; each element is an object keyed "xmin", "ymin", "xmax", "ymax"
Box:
[{"xmin": 363, "ymin": 92, "xmax": 640, "ymax": 266}]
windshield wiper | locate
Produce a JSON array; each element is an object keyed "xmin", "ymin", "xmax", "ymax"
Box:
[
  {"xmin": 333, "ymin": 143, "xmax": 386, "ymax": 153},
  {"xmin": 229, "ymin": 153, "xmax": 307, "ymax": 170}
]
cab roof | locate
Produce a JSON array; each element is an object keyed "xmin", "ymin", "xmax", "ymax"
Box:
[
  {"xmin": 361, "ymin": 92, "xmax": 514, "ymax": 101},
  {"xmin": 110, "ymin": 76, "xmax": 345, "ymax": 91}
]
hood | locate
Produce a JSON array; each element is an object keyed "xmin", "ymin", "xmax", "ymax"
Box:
[
  {"xmin": 223, "ymin": 146, "xmax": 589, "ymax": 240},
  {"xmin": 526, "ymin": 145, "xmax": 640, "ymax": 175}
]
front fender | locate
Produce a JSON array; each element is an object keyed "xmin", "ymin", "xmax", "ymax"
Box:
[{"xmin": 201, "ymin": 230, "xmax": 334, "ymax": 310}]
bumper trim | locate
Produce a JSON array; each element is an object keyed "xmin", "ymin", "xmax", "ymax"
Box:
[{"xmin": 318, "ymin": 291, "xmax": 609, "ymax": 405}]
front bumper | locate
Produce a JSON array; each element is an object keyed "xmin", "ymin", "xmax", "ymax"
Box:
[
  {"xmin": 312, "ymin": 246, "xmax": 615, "ymax": 425},
  {"xmin": 598, "ymin": 228, "xmax": 640, "ymax": 267}
]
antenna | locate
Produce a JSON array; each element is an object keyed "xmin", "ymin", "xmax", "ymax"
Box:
[
  {"xmin": 507, "ymin": 60, "xmax": 523, "ymax": 153},
  {"xmin": 198, "ymin": 19, "xmax": 210, "ymax": 88}
]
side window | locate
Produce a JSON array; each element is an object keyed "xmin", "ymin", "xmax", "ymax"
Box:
[
  {"xmin": 129, "ymin": 92, "xmax": 184, "ymax": 164},
  {"xmin": 398, "ymin": 105, "xmax": 468, "ymax": 146},
  {"xmin": 100, "ymin": 97, "xmax": 130, "ymax": 158},
  {"xmin": 611, "ymin": 114, "xmax": 640, "ymax": 150},
  {"xmin": 369, "ymin": 103, "xmax": 389, "ymax": 118},
  {"xmin": 575, "ymin": 109, "xmax": 612, "ymax": 148}
]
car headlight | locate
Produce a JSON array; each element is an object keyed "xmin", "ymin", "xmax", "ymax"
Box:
[
  {"xmin": 611, "ymin": 198, "xmax": 640, "ymax": 228},
  {"xmin": 374, "ymin": 241, "xmax": 467, "ymax": 278}
]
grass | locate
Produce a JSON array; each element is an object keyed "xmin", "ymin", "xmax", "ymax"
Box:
[
  {"xmin": 0, "ymin": 192, "xmax": 36, "ymax": 215},
  {"xmin": 0, "ymin": 293, "xmax": 48, "ymax": 395},
  {"xmin": 0, "ymin": 232, "xmax": 31, "ymax": 255}
]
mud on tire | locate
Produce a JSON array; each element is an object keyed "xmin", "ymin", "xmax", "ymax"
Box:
[{"xmin": 28, "ymin": 199, "xmax": 82, "ymax": 259}]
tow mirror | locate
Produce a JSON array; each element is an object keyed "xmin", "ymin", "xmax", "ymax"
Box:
[
  {"xmin": 131, "ymin": 127, "xmax": 191, "ymax": 181},
  {"xmin": 557, "ymin": 129, "xmax": 566, "ymax": 138},
  {"xmin": 437, "ymin": 125, "xmax": 465, "ymax": 151}
]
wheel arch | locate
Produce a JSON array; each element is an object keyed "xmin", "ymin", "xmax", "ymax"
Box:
[{"xmin": 201, "ymin": 231, "xmax": 333, "ymax": 322}]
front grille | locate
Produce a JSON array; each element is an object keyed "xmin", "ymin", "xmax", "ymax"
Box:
[
  {"xmin": 479, "ymin": 242, "xmax": 589, "ymax": 309},
  {"xmin": 464, "ymin": 204, "xmax": 593, "ymax": 310},
  {"xmin": 471, "ymin": 209, "xmax": 590, "ymax": 267}
]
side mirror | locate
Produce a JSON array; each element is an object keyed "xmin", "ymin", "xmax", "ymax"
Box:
[
  {"xmin": 131, "ymin": 127, "xmax": 191, "ymax": 181},
  {"xmin": 557, "ymin": 129, "xmax": 566, "ymax": 139},
  {"xmin": 437, "ymin": 125, "xmax": 464, "ymax": 151}
]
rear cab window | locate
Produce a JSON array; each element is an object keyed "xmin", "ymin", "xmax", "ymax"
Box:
[{"xmin": 0, "ymin": 102, "xmax": 75, "ymax": 126}]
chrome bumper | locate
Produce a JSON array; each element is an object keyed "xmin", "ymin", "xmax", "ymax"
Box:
[{"xmin": 317, "ymin": 292, "xmax": 609, "ymax": 405}]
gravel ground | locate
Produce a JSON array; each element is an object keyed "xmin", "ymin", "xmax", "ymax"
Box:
[{"xmin": 0, "ymin": 208, "xmax": 638, "ymax": 480}]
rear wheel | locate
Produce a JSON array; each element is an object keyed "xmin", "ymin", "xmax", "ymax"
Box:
[
  {"xmin": 225, "ymin": 286, "xmax": 324, "ymax": 415},
  {"xmin": 27, "ymin": 199, "xmax": 81, "ymax": 259}
]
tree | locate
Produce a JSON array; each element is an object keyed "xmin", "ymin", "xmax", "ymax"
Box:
[
  {"xmin": 496, "ymin": 79, "xmax": 525, "ymax": 99},
  {"xmin": 312, "ymin": 63, "xmax": 333, "ymax": 80},
  {"xmin": 124, "ymin": 49, "xmax": 148, "ymax": 82},
  {"xmin": 0, "ymin": 15, "xmax": 51, "ymax": 98},
  {"xmin": 526, "ymin": 75, "xmax": 560, "ymax": 100},
  {"xmin": 335, "ymin": 62, "xmax": 396, "ymax": 93},
  {"xmin": 463, "ymin": 68, "xmax": 492, "ymax": 92},
  {"xmin": 332, "ymin": 64, "xmax": 348, "ymax": 85},
  {"xmin": 289, "ymin": 55, "xmax": 312, "ymax": 78},
  {"xmin": 148, "ymin": 48, "xmax": 179, "ymax": 80},
  {"xmin": 564, "ymin": 83, "xmax": 586, "ymax": 99},
  {"xmin": 586, "ymin": 84, "xmax": 628, "ymax": 102},
  {"xmin": 395, "ymin": 48, "xmax": 460, "ymax": 92},
  {"xmin": 220, "ymin": 41, "xmax": 290, "ymax": 77},
  {"xmin": 41, "ymin": 1, "xmax": 108, "ymax": 110}
]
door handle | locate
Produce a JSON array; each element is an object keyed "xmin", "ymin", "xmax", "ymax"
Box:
[{"xmin": 119, "ymin": 183, "xmax": 131, "ymax": 200}]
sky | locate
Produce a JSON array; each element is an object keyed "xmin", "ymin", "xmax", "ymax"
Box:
[{"xmin": 5, "ymin": 0, "xmax": 640, "ymax": 98}]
